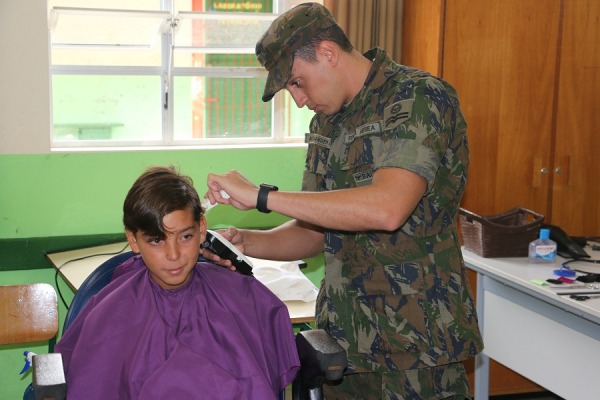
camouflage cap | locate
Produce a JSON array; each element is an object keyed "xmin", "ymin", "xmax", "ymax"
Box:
[{"xmin": 255, "ymin": 2, "xmax": 338, "ymax": 102}]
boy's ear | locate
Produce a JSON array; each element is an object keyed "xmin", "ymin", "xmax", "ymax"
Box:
[
  {"xmin": 199, "ymin": 215, "xmax": 208, "ymax": 242},
  {"xmin": 125, "ymin": 229, "xmax": 141, "ymax": 254}
]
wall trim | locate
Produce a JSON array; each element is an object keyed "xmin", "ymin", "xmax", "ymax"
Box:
[{"xmin": 0, "ymin": 233, "xmax": 126, "ymax": 271}]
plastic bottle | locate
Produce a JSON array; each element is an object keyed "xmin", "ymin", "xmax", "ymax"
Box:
[
  {"xmin": 20, "ymin": 351, "xmax": 36, "ymax": 374},
  {"xmin": 528, "ymin": 228, "xmax": 557, "ymax": 264}
]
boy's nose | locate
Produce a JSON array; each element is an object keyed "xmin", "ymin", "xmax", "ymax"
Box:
[{"xmin": 165, "ymin": 242, "xmax": 180, "ymax": 261}]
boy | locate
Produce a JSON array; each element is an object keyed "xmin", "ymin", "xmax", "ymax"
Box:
[{"xmin": 54, "ymin": 166, "xmax": 299, "ymax": 399}]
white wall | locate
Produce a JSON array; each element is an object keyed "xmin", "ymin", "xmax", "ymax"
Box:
[{"xmin": 0, "ymin": 1, "xmax": 51, "ymax": 154}]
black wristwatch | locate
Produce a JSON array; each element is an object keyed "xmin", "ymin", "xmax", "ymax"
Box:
[{"xmin": 257, "ymin": 183, "xmax": 278, "ymax": 213}]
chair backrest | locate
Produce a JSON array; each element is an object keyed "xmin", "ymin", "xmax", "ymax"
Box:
[
  {"xmin": 63, "ymin": 251, "xmax": 135, "ymax": 331},
  {"xmin": 0, "ymin": 283, "xmax": 58, "ymax": 345}
]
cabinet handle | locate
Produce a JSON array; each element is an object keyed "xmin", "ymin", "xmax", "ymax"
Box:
[
  {"xmin": 540, "ymin": 167, "xmax": 548, "ymax": 174},
  {"xmin": 555, "ymin": 167, "xmax": 562, "ymax": 174}
]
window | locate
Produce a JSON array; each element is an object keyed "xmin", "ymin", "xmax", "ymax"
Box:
[{"xmin": 48, "ymin": 0, "xmax": 315, "ymax": 149}]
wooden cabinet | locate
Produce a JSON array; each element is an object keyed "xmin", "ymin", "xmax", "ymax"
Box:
[
  {"xmin": 403, "ymin": 0, "xmax": 599, "ymax": 235},
  {"xmin": 402, "ymin": 0, "xmax": 600, "ymax": 396},
  {"xmin": 551, "ymin": 0, "xmax": 600, "ymax": 234}
]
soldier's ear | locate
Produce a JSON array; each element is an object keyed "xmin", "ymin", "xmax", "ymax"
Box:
[{"xmin": 318, "ymin": 41, "xmax": 338, "ymax": 65}]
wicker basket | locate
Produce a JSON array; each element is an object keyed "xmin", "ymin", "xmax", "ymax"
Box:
[{"xmin": 459, "ymin": 207, "xmax": 544, "ymax": 258}]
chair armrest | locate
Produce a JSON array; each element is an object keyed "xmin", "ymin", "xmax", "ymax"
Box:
[
  {"xmin": 32, "ymin": 353, "xmax": 66, "ymax": 400},
  {"xmin": 295, "ymin": 329, "xmax": 347, "ymax": 386}
]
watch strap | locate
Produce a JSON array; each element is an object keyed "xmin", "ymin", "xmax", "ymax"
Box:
[{"xmin": 257, "ymin": 184, "xmax": 278, "ymax": 213}]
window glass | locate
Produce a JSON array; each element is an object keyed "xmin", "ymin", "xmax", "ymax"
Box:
[
  {"xmin": 52, "ymin": 75, "xmax": 162, "ymax": 141},
  {"xmin": 173, "ymin": 76, "xmax": 271, "ymax": 140},
  {"xmin": 173, "ymin": 12, "xmax": 274, "ymax": 52},
  {"xmin": 49, "ymin": 8, "xmax": 166, "ymax": 67},
  {"xmin": 48, "ymin": 0, "xmax": 315, "ymax": 148}
]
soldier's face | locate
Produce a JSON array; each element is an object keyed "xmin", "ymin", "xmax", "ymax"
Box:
[{"xmin": 285, "ymin": 55, "xmax": 346, "ymax": 116}]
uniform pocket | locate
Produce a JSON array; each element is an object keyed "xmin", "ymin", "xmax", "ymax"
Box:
[
  {"xmin": 340, "ymin": 136, "xmax": 378, "ymax": 171},
  {"xmin": 353, "ymin": 263, "xmax": 428, "ymax": 355},
  {"xmin": 305, "ymin": 142, "xmax": 330, "ymax": 176}
]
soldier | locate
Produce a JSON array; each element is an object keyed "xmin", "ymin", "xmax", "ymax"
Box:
[{"xmin": 203, "ymin": 2, "xmax": 483, "ymax": 399}]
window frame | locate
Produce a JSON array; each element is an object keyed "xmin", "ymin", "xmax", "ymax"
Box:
[{"xmin": 48, "ymin": 1, "xmax": 309, "ymax": 150}]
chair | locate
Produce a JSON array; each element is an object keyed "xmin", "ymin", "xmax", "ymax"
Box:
[
  {"xmin": 0, "ymin": 283, "xmax": 66, "ymax": 400},
  {"xmin": 62, "ymin": 250, "xmax": 135, "ymax": 331},
  {"xmin": 25, "ymin": 252, "xmax": 347, "ymax": 399}
]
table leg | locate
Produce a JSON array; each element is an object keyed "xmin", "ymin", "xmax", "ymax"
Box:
[{"xmin": 474, "ymin": 273, "xmax": 489, "ymax": 400}]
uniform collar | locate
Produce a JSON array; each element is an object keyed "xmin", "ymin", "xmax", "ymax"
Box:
[{"xmin": 327, "ymin": 47, "xmax": 398, "ymax": 125}]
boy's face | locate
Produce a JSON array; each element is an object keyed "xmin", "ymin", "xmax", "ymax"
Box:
[{"xmin": 125, "ymin": 207, "xmax": 206, "ymax": 290}]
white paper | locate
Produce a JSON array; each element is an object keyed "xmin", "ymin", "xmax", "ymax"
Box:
[{"xmin": 249, "ymin": 257, "xmax": 319, "ymax": 302}]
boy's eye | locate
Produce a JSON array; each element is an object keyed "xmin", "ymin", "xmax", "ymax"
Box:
[
  {"xmin": 181, "ymin": 233, "xmax": 194, "ymax": 241},
  {"xmin": 148, "ymin": 237, "xmax": 162, "ymax": 244}
]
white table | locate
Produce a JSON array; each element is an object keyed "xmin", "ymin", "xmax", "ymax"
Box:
[
  {"xmin": 463, "ymin": 246, "xmax": 600, "ymax": 400},
  {"xmin": 47, "ymin": 242, "xmax": 317, "ymax": 324}
]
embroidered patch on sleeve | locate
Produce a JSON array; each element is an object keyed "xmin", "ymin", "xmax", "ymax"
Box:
[
  {"xmin": 353, "ymin": 169, "xmax": 373, "ymax": 187},
  {"xmin": 384, "ymin": 99, "xmax": 414, "ymax": 130}
]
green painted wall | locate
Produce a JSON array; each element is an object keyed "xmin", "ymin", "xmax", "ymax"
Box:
[
  {"xmin": 0, "ymin": 148, "xmax": 306, "ymax": 238},
  {"xmin": 0, "ymin": 147, "xmax": 324, "ymax": 399}
]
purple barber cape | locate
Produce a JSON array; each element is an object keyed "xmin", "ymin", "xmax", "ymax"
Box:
[{"xmin": 55, "ymin": 256, "xmax": 300, "ymax": 399}]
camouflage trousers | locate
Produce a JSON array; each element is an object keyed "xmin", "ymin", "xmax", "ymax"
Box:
[{"xmin": 322, "ymin": 362, "xmax": 470, "ymax": 400}]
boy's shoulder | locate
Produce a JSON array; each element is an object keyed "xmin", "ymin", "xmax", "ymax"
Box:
[
  {"xmin": 195, "ymin": 261, "xmax": 283, "ymax": 303},
  {"xmin": 196, "ymin": 261, "xmax": 254, "ymax": 285}
]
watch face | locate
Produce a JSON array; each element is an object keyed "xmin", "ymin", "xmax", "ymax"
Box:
[{"xmin": 261, "ymin": 183, "xmax": 278, "ymax": 191}]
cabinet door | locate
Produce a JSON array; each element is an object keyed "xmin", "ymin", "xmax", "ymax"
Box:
[
  {"xmin": 441, "ymin": 0, "xmax": 561, "ymax": 396},
  {"xmin": 442, "ymin": 0, "xmax": 561, "ymax": 216},
  {"xmin": 552, "ymin": 0, "xmax": 600, "ymax": 236}
]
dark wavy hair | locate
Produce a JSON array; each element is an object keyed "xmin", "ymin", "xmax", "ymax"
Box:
[{"xmin": 123, "ymin": 165, "xmax": 203, "ymax": 238}]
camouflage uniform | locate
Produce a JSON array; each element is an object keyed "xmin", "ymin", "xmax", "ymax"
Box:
[{"xmin": 302, "ymin": 48, "xmax": 484, "ymax": 398}]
